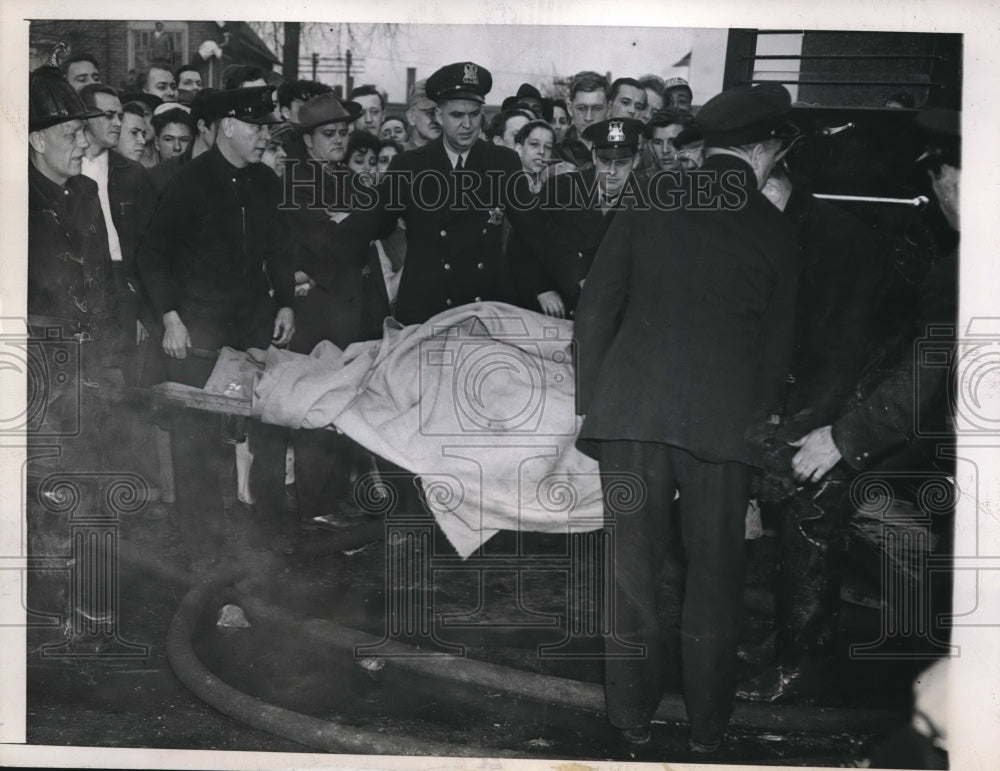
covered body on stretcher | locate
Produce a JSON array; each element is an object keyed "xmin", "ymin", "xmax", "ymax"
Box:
[{"xmin": 153, "ymin": 302, "xmax": 606, "ymax": 558}]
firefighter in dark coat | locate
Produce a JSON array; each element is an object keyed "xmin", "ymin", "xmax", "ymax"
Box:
[
  {"xmin": 27, "ymin": 66, "xmax": 123, "ymax": 459},
  {"xmin": 772, "ymin": 111, "xmax": 959, "ymax": 702},
  {"xmin": 510, "ymin": 118, "xmax": 646, "ymax": 318},
  {"xmin": 137, "ymin": 86, "xmax": 295, "ymax": 569},
  {"xmin": 735, "ymin": 165, "xmax": 886, "ymax": 702},
  {"xmin": 574, "ymin": 85, "xmax": 801, "ymax": 752},
  {"xmin": 324, "ymin": 61, "xmax": 532, "ymax": 326}
]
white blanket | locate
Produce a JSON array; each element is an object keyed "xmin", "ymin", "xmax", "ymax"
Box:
[{"xmin": 251, "ymin": 302, "xmax": 605, "ymax": 557}]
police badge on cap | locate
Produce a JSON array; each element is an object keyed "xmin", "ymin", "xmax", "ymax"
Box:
[
  {"xmin": 426, "ymin": 62, "xmax": 493, "ymax": 103},
  {"xmin": 582, "ymin": 117, "xmax": 648, "ymax": 159}
]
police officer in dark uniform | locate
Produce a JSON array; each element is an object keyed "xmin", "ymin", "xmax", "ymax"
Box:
[
  {"xmin": 510, "ymin": 117, "xmax": 646, "ymax": 317},
  {"xmin": 324, "ymin": 61, "xmax": 532, "ymax": 325},
  {"xmin": 574, "ymin": 85, "xmax": 800, "ymax": 753},
  {"xmin": 27, "ymin": 65, "xmax": 123, "ymax": 461},
  {"xmin": 137, "ymin": 86, "xmax": 295, "ymax": 569}
]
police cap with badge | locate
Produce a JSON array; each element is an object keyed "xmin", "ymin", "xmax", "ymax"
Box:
[
  {"xmin": 201, "ymin": 86, "xmax": 284, "ymax": 125},
  {"xmin": 425, "ymin": 62, "xmax": 493, "ymax": 103},
  {"xmin": 582, "ymin": 117, "xmax": 648, "ymax": 159},
  {"xmin": 690, "ymin": 84, "xmax": 799, "ymax": 148}
]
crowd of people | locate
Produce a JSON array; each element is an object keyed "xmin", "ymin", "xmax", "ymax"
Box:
[{"xmin": 27, "ymin": 40, "xmax": 958, "ymax": 759}]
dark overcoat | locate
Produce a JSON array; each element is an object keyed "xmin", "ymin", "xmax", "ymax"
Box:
[
  {"xmin": 282, "ymin": 165, "xmax": 386, "ymax": 352},
  {"xmin": 28, "ymin": 163, "xmax": 122, "ymax": 362},
  {"xmin": 779, "ymin": 184, "xmax": 886, "ymax": 438},
  {"xmin": 574, "ymin": 155, "xmax": 799, "ymax": 467},
  {"xmin": 137, "ymin": 146, "xmax": 295, "ymax": 326},
  {"xmin": 508, "ymin": 164, "xmax": 618, "ymax": 315},
  {"xmin": 322, "ymin": 136, "xmax": 529, "ymax": 325}
]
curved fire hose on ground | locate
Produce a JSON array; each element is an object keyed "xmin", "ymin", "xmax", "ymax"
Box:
[{"xmin": 116, "ymin": 536, "xmax": 907, "ymax": 755}]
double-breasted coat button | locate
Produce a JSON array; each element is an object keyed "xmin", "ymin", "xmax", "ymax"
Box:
[
  {"xmin": 476, "ymin": 262, "xmax": 485, "ymax": 270},
  {"xmin": 440, "ymin": 229, "xmax": 447, "ymax": 237},
  {"xmin": 443, "ymin": 263, "xmax": 451, "ymax": 270},
  {"xmin": 445, "ymin": 298, "xmax": 453, "ymax": 306},
  {"xmin": 474, "ymin": 296, "xmax": 481, "ymax": 302}
]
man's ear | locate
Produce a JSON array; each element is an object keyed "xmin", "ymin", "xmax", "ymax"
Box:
[
  {"xmin": 302, "ymin": 131, "xmax": 313, "ymax": 151},
  {"xmin": 28, "ymin": 130, "xmax": 46, "ymax": 154},
  {"xmin": 221, "ymin": 117, "xmax": 235, "ymax": 139}
]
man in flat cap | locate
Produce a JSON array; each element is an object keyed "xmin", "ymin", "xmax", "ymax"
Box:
[
  {"xmin": 510, "ymin": 117, "xmax": 646, "ymax": 319},
  {"xmin": 574, "ymin": 84, "xmax": 800, "ymax": 752},
  {"xmin": 663, "ymin": 77, "xmax": 694, "ymax": 113},
  {"xmin": 27, "ymin": 65, "xmax": 125, "ymax": 456},
  {"xmin": 138, "ymin": 86, "xmax": 296, "ymax": 569},
  {"xmin": 323, "ymin": 60, "xmax": 532, "ymax": 325},
  {"xmin": 500, "ymin": 82, "xmax": 553, "ymax": 122},
  {"xmin": 404, "ymin": 78, "xmax": 441, "ymax": 151}
]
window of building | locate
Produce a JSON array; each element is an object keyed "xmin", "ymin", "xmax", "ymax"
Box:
[{"xmin": 127, "ymin": 21, "xmax": 189, "ymax": 72}]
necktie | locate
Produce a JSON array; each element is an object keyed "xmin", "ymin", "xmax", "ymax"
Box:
[{"xmin": 455, "ymin": 155, "xmax": 464, "ymax": 171}]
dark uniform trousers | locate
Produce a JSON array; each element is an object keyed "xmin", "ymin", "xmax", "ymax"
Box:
[{"xmin": 600, "ymin": 440, "xmax": 751, "ymax": 742}]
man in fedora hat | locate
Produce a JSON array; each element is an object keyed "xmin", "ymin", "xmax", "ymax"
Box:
[
  {"xmin": 574, "ymin": 84, "xmax": 801, "ymax": 752},
  {"xmin": 138, "ymin": 86, "xmax": 296, "ymax": 569},
  {"xmin": 279, "ymin": 91, "xmax": 379, "ymax": 532},
  {"xmin": 282, "ymin": 90, "xmax": 363, "ymax": 324},
  {"xmin": 294, "ymin": 91, "xmax": 362, "ymax": 169}
]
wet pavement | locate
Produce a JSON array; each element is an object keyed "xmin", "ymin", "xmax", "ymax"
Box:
[{"xmin": 23, "ymin": 497, "xmax": 934, "ymax": 766}]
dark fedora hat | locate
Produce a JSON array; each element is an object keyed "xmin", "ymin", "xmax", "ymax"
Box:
[{"xmin": 297, "ymin": 92, "xmax": 363, "ymax": 132}]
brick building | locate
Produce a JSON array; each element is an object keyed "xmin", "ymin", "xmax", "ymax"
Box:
[{"xmin": 29, "ymin": 20, "xmax": 280, "ymax": 91}]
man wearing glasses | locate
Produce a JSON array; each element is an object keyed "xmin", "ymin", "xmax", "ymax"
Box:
[{"xmin": 79, "ymin": 84, "xmax": 156, "ymax": 386}]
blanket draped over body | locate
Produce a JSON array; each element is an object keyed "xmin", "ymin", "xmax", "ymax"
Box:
[{"xmin": 250, "ymin": 302, "xmax": 606, "ymax": 557}]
